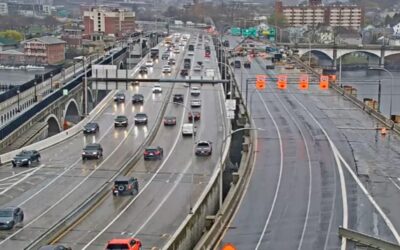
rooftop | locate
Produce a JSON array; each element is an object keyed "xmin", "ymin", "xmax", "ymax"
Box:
[{"xmin": 23, "ymin": 36, "xmax": 66, "ymax": 45}]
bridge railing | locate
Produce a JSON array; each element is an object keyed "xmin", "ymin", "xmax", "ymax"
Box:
[{"xmin": 0, "ymin": 47, "xmax": 127, "ymax": 142}]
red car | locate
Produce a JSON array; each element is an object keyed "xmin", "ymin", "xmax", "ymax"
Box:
[
  {"xmin": 105, "ymin": 238, "xmax": 142, "ymax": 250},
  {"xmin": 164, "ymin": 116, "xmax": 177, "ymax": 126},
  {"xmin": 188, "ymin": 111, "xmax": 201, "ymax": 121},
  {"xmin": 144, "ymin": 146, "xmax": 164, "ymax": 160},
  {"xmin": 205, "ymin": 51, "xmax": 210, "ymax": 58}
]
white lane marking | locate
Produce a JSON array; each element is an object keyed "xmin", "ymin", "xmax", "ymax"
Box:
[
  {"xmin": 268, "ymin": 87, "xmax": 313, "ymax": 250},
  {"xmin": 291, "ymin": 92, "xmax": 400, "ymax": 245},
  {"xmin": 389, "ymin": 178, "xmax": 400, "ymax": 191},
  {"xmin": 0, "ymin": 165, "xmax": 44, "ymax": 195},
  {"xmin": 81, "ymin": 88, "xmax": 190, "ymax": 250},
  {"xmin": 255, "ymin": 90, "xmax": 284, "ymax": 250},
  {"xmin": 0, "ymin": 168, "xmax": 36, "ymax": 183},
  {"xmin": 133, "ymin": 159, "xmax": 193, "ymax": 235}
]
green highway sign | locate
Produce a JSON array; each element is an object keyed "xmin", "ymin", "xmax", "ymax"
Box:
[
  {"xmin": 63, "ymin": 89, "xmax": 68, "ymax": 96},
  {"xmin": 230, "ymin": 27, "xmax": 241, "ymax": 36}
]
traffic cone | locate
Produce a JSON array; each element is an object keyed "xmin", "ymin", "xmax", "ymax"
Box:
[{"xmin": 381, "ymin": 127, "xmax": 387, "ymax": 135}]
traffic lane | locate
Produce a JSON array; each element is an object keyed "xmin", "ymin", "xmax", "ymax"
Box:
[
  {"xmin": 0, "ymin": 88, "xmax": 168, "ymax": 248},
  {"xmin": 0, "ymin": 81, "xmax": 157, "ymax": 207},
  {"xmin": 73, "ymin": 84, "xmax": 225, "ymax": 249},
  {"xmin": 293, "ymin": 84, "xmax": 400, "ymax": 241},
  {"xmin": 53, "ymin": 85, "xmax": 193, "ymax": 248}
]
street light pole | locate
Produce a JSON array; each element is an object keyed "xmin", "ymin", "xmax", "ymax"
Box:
[
  {"xmin": 219, "ymin": 126, "xmax": 262, "ymax": 211},
  {"xmin": 50, "ymin": 73, "xmax": 53, "ymax": 91},
  {"xmin": 16, "ymin": 89, "xmax": 20, "ymax": 112},
  {"xmin": 368, "ymin": 66, "xmax": 394, "ymax": 120},
  {"xmin": 34, "ymin": 81, "xmax": 37, "ymax": 102}
]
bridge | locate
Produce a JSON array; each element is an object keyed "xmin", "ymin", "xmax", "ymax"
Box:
[{"xmin": 278, "ymin": 42, "xmax": 400, "ymax": 66}]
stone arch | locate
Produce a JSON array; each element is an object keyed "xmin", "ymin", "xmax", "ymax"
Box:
[
  {"xmin": 63, "ymin": 98, "xmax": 81, "ymax": 126},
  {"xmin": 299, "ymin": 49, "xmax": 333, "ymax": 60},
  {"xmin": 337, "ymin": 50, "xmax": 381, "ymax": 59},
  {"xmin": 46, "ymin": 114, "xmax": 61, "ymax": 137},
  {"xmin": 337, "ymin": 51, "xmax": 380, "ymax": 66}
]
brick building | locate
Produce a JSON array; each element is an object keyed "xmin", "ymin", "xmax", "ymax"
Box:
[
  {"xmin": 83, "ymin": 7, "xmax": 135, "ymax": 38},
  {"xmin": 275, "ymin": 0, "xmax": 364, "ymax": 30},
  {"xmin": 23, "ymin": 36, "xmax": 66, "ymax": 65}
]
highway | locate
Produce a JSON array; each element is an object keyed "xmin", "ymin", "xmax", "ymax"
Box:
[
  {"xmin": 51, "ymin": 33, "xmax": 228, "ymax": 250},
  {"xmin": 0, "ymin": 41, "xmax": 176, "ymax": 248},
  {"xmin": 219, "ymin": 46, "xmax": 400, "ymax": 249}
]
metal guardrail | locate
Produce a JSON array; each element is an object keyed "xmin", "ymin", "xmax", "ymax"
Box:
[
  {"xmin": 339, "ymin": 227, "xmax": 400, "ymax": 250},
  {"xmin": 0, "ymin": 48, "xmax": 127, "ymax": 141}
]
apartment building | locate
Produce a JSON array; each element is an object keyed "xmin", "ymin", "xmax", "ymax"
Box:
[
  {"xmin": 23, "ymin": 36, "xmax": 66, "ymax": 65},
  {"xmin": 83, "ymin": 7, "xmax": 135, "ymax": 37},
  {"xmin": 275, "ymin": 0, "xmax": 364, "ymax": 30}
]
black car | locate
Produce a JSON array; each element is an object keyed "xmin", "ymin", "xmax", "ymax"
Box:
[
  {"xmin": 164, "ymin": 116, "xmax": 177, "ymax": 126},
  {"xmin": 12, "ymin": 150, "xmax": 41, "ymax": 167},
  {"xmin": 114, "ymin": 115, "xmax": 128, "ymax": 127},
  {"xmin": 0, "ymin": 207, "xmax": 24, "ymax": 230},
  {"xmin": 83, "ymin": 122, "xmax": 99, "ymax": 134},
  {"xmin": 134, "ymin": 113, "xmax": 148, "ymax": 125},
  {"xmin": 39, "ymin": 245, "xmax": 72, "ymax": 250},
  {"xmin": 168, "ymin": 58, "xmax": 176, "ymax": 65},
  {"xmin": 180, "ymin": 69, "xmax": 189, "ymax": 77},
  {"xmin": 139, "ymin": 66, "xmax": 148, "ymax": 74},
  {"xmin": 195, "ymin": 141, "xmax": 212, "ymax": 156},
  {"xmin": 244, "ymin": 61, "xmax": 251, "ymax": 68},
  {"xmin": 161, "ymin": 53, "xmax": 169, "ymax": 60},
  {"xmin": 132, "ymin": 94, "xmax": 144, "ymax": 104},
  {"xmin": 223, "ymin": 40, "xmax": 230, "ymax": 47},
  {"xmin": 173, "ymin": 94, "xmax": 184, "ymax": 103},
  {"xmin": 113, "ymin": 92, "xmax": 125, "ymax": 102},
  {"xmin": 112, "ymin": 176, "xmax": 139, "ymax": 196},
  {"xmin": 234, "ymin": 60, "xmax": 241, "ymax": 68},
  {"xmin": 144, "ymin": 146, "xmax": 164, "ymax": 160},
  {"xmin": 82, "ymin": 143, "xmax": 103, "ymax": 160}
]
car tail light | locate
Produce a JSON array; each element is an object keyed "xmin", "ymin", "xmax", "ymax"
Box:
[
  {"xmin": 144, "ymin": 151, "xmax": 149, "ymax": 155},
  {"xmin": 155, "ymin": 151, "xmax": 160, "ymax": 155}
]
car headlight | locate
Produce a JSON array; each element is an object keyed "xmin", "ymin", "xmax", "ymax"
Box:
[
  {"xmin": 22, "ymin": 159, "xmax": 28, "ymax": 162},
  {"xmin": 92, "ymin": 152, "xmax": 97, "ymax": 155},
  {"xmin": 91, "ymin": 128, "xmax": 96, "ymax": 131}
]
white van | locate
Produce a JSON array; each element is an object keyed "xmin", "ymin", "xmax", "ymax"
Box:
[{"xmin": 182, "ymin": 123, "xmax": 196, "ymax": 136}]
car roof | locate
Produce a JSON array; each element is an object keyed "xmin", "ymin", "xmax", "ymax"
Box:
[
  {"xmin": 136, "ymin": 112, "xmax": 147, "ymax": 115},
  {"xmin": 133, "ymin": 93, "xmax": 143, "ymax": 96},
  {"xmin": 0, "ymin": 207, "xmax": 16, "ymax": 212},
  {"xmin": 116, "ymin": 115, "xmax": 127, "ymax": 118},
  {"xmin": 197, "ymin": 141, "xmax": 210, "ymax": 144},
  {"xmin": 165, "ymin": 116, "xmax": 176, "ymax": 119},
  {"xmin": 145, "ymin": 146, "xmax": 160, "ymax": 150},
  {"xmin": 86, "ymin": 143, "xmax": 101, "ymax": 147},
  {"xmin": 115, "ymin": 176, "xmax": 132, "ymax": 182},
  {"xmin": 183, "ymin": 123, "xmax": 193, "ymax": 127},
  {"xmin": 108, "ymin": 238, "xmax": 132, "ymax": 244}
]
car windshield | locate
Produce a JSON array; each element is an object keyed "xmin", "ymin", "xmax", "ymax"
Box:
[
  {"xmin": 85, "ymin": 145, "xmax": 99, "ymax": 150},
  {"xmin": 136, "ymin": 113, "xmax": 146, "ymax": 117},
  {"xmin": 116, "ymin": 116, "xmax": 126, "ymax": 120},
  {"xmin": 146, "ymin": 148, "xmax": 159, "ymax": 152},
  {"xmin": 197, "ymin": 142, "xmax": 210, "ymax": 147},
  {"xmin": 165, "ymin": 116, "xmax": 175, "ymax": 120},
  {"xmin": 114, "ymin": 180, "xmax": 129, "ymax": 185},
  {"xmin": 0, "ymin": 210, "xmax": 13, "ymax": 217},
  {"xmin": 106, "ymin": 244, "xmax": 129, "ymax": 250}
]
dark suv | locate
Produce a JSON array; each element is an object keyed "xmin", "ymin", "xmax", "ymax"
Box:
[
  {"xmin": 113, "ymin": 92, "xmax": 125, "ymax": 102},
  {"xmin": 132, "ymin": 94, "xmax": 144, "ymax": 104},
  {"xmin": 83, "ymin": 122, "xmax": 99, "ymax": 134},
  {"xmin": 173, "ymin": 94, "xmax": 184, "ymax": 103},
  {"xmin": 144, "ymin": 146, "xmax": 164, "ymax": 160},
  {"xmin": 12, "ymin": 150, "xmax": 41, "ymax": 167},
  {"xmin": 0, "ymin": 207, "xmax": 24, "ymax": 230},
  {"xmin": 82, "ymin": 143, "xmax": 103, "ymax": 160},
  {"xmin": 112, "ymin": 176, "xmax": 139, "ymax": 196},
  {"xmin": 180, "ymin": 69, "xmax": 188, "ymax": 77},
  {"xmin": 139, "ymin": 66, "xmax": 148, "ymax": 75}
]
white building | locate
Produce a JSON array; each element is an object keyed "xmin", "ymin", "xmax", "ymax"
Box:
[{"xmin": 0, "ymin": 3, "xmax": 8, "ymax": 15}]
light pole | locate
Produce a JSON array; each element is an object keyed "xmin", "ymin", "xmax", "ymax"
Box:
[
  {"xmin": 34, "ymin": 81, "xmax": 37, "ymax": 102},
  {"xmin": 219, "ymin": 126, "xmax": 263, "ymax": 211},
  {"xmin": 218, "ymin": 61, "xmax": 234, "ymax": 100},
  {"xmin": 74, "ymin": 56, "xmax": 88, "ymax": 117},
  {"xmin": 50, "ymin": 73, "xmax": 53, "ymax": 92},
  {"xmin": 368, "ymin": 66, "xmax": 394, "ymax": 120}
]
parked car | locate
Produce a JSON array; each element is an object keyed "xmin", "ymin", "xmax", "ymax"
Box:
[
  {"xmin": 190, "ymin": 99, "xmax": 201, "ymax": 108},
  {"xmin": 114, "ymin": 115, "xmax": 128, "ymax": 127},
  {"xmin": 82, "ymin": 143, "xmax": 103, "ymax": 160},
  {"xmin": 12, "ymin": 150, "xmax": 41, "ymax": 167},
  {"xmin": 112, "ymin": 176, "xmax": 139, "ymax": 196},
  {"xmin": 173, "ymin": 94, "xmax": 184, "ymax": 103},
  {"xmin": 138, "ymin": 66, "xmax": 148, "ymax": 74},
  {"xmin": 182, "ymin": 123, "xmax": 196, "ymax": 136},
  {"xmin": 39, "ymin": 245, "xmax": 72, "ymax": 250},
  {"xmin": 188, "ymin": 111, "xmax": 201, "ymax": 121},
  {"xmin": 144, "ymin": 146, "xmax": 164, "ymax": 160},
  {"xmin": 152, "ymin": 84, "xmax": 162, "ymax": 93},
  {"xmin": 190, "ymin": 87, "xmax": 200, "ymax": 96},
  {"xmin": 132, "ymin": 94, "xmax": 144, "ymax": 104},
  {"xmin": 105, "ymin": 238, "xmax": 142, "ymax": 250},
  {"xmin": 83, "ymin": 122, "xmax": 99, "ymax": 134},
  {"xmin": 195, "ymin": 141, "xmax": 212, "ymax": 156},
  {"xmin": 180, "ymin": 69, "xmax": 188, "ymax": 77},
  {"xmin": 134, "ymin": 113, "xmax": 148, "ymax": 125},
  {"xmin": 164, "ymin": 116, "xmax": 177, "ymax": 126},
  {"xmin": 113, "ymin": 92, "xmax": 125, "ymax": 102},
  {"xmin": 0, "ymin": 207, "xmax": 24, "ymax": 230}
]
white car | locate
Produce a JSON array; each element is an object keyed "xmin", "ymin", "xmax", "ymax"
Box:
[
  {"xmin": 145, "ymin": 60, "xmax": 154, "ymax": 67},
  {"xmin": 190, "ymin": 87, "xmax": 200, "ymax": 96},
  {"xmin": 152, "ymin": 84, "xmax": 162, "ymax": 93},
  {"xmin": 162, "ymin": 65, "xmax": 172, "ymax": 73},
  {"xmin": 188, "ymin": 51, "xmax": 194, "ymax": 56},
  {"xmin": 191, "ymin": 99, "xmax": 201, "ymax": 108},
  {"xmin": 182, "ymin": 123, "xmax": 196, "ymax": 136},
  {"xmin": 193, "ymin": 65, "xmax": 202, "ymax": 72},
  {"xmin": 174, "ymin": 48, "xmax": 180, "ymax": 54}
]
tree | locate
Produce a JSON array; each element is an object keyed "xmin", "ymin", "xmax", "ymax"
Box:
[
  {"xmin": 0, "ymin": 30, "xmax": 23, "ymax": 42},
  {"xmin": 268, "ymin": 12, "xmax": 287, "ymax": 28}
]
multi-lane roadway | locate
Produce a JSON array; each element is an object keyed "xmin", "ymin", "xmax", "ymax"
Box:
[{"xmin": 0, "ymin": 32, "xmax": 228, "ymax": 250}]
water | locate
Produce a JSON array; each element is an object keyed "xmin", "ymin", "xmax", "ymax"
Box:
[
  {"xmin": 339, "ymin": 69, "xmax": 400, "ymax": 117},
  {"xmin": 0, "ymin": 69, "xmax": 52, "ymax": 93}
]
